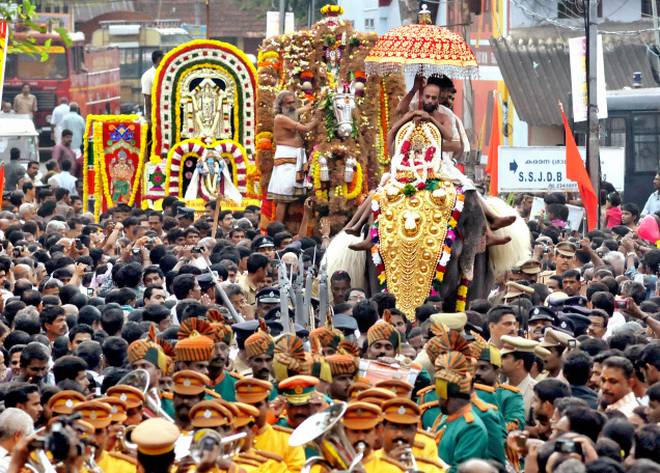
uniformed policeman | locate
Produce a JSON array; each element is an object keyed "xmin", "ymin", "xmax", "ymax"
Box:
[
  {"xmin": 45, "ymin": 389, "xmax": 85, "ymax": 419},
  {"xmin": 519, "ymin": 259, "xmax": 542, "ymax": 283},
  {"xmin": 172, "ymin": 370, "xmax": 212, "ymax": 459},
  {"xmin": 499, "ymin": 336, "xmax": 551, "ymax": 422},
  {"xmin": 256, "ymin": 287, "xmax": 281, "ymax": 318},
  {"xmin": 528, "ymin": 306, "xmax": 556, "ymax": 341},
  {"xmin": 131, "ymin": 418, "xmax": 180, "ymax": 473},
  {"xmin": 107, "ymin": 384, "xmax": 146, "ymax": 426},
  {"xmin": 233, "ymin": 401, "xmax": 287, "ymax": 473},
  {"xmin": 377, "ymin": 397, "xmax": 446, "ymax": 473},
  {"xmin": 341, "ymin": 402, "xmax": 406, "ymax": 473},
  {"xmin": 235, "ymin": 377, "xmax": 305, "ymax": 473},
  {"xmin": 74, "ymin": 400, "xmax": 137, "ymax": 473}
]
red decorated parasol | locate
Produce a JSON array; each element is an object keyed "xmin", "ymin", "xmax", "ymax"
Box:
[{"xmin": 365, "ymin": 5, "xmax": 479, "ymax": 79}]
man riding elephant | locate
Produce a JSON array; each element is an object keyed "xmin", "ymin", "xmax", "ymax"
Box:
[{"xmin": 346, "ymin": 77, "xmax": 514, "ymax": 252}]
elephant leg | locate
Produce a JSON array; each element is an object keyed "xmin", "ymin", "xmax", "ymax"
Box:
[{"xmin": 457, "ymin": 191, "xmax": 486, "ymax": 281}]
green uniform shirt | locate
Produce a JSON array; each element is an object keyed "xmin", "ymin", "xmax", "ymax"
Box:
[
  {"xmin": 160, "ymin": 396, "xmax": 175, "ymax": 419},
  {"xmin": 418, "ymin": 387, "xmax": 441, "ymax": 431},
  {"xmin": 496, "ymin": 384, "xmax": 526, "ymax": 430},
  {"xmin": 474, "ymin": 384, "xmax": 498, "ymax": 407},
  {"xmin": 471, "ymin": 397, "xmax": 507, "ymax": 465},
  {"xmin": 213, "ymin": 370, "xmax": 240, "ymax": 401},
  {"xmin": 436, "ymin": 404, "xmax": 488, "ymax": 473}
]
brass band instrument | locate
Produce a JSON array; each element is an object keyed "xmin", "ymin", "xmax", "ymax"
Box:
[
  {"xmin": 24, "ymin": 450, "xmax": 57, "ymax": 473},
  {"xmin": 116, "ymin": 425, "xmax": 137, "ymax": 456},
  {"xmin": 397, "ymin": 440, "xmax": 421, "ymax": 473},
  {"xmin": 117, "ymin": 369, "xmax": 175, "ymax": 423},
  {"xmin": 190, "ymin": 429, "xmax": 247, "ymax": 465},
  {"xmin": 290, "ymin": 402, "xmax": 365, "ymax": 473}
]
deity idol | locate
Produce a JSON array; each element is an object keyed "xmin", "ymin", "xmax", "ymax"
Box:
[
  {"xmin": 184, "ymin": 149, "xmax": 242, "ymax": 203},
  {"xmin": 109, "ymin": 150, "xmax": 135, "ymax": 203}
]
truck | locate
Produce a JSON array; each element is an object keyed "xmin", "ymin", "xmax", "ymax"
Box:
[{"xmin": 2, "ymin": 29, "xmax": 121, "ymax": 151}]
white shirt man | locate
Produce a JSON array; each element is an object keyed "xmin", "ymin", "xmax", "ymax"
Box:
[
  {"xmin": 50, "ymin": 170, "xmax": 78, "ymax": 196},
  {"xmin": 0, "ymin": 408, "xmax": 34, "ymax": 473},
  {"xmin": 50, "ymin": 99, "xmax": 70, "ymax": 145}
]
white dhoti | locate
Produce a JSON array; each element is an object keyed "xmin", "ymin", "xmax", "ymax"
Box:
[
  {"xmin": 267, "ymin": 145, "xmax": 307, "ymax": 202},
  {"xmin": 438, "ymin": 105, "xmax": 475, "ymax": 191}
]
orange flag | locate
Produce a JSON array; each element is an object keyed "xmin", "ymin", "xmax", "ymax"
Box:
[
  {"xmin": 485, "ymin": 92, "xmax": 500, "ymax": 196},
  {"xmin": 560, "ymin": 106, "xmax": 598, "ymax": 231}
]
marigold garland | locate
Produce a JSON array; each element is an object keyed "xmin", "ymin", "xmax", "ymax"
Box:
[
  {"xmin": 83, "ymin": 114, "xmax": 145, "ymax": 221},
  {"xmin": 150, "ymin": 39, "xmax": 257, "ymax": 159}
]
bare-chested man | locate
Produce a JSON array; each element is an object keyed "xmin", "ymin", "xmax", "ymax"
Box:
[
  {"xmin": 345, "ymin": 77, "xmax": 514, "ymax": 249},
  {"xmin": 268, "ymin": 91, "xmax": 319, "ymax": 222}
]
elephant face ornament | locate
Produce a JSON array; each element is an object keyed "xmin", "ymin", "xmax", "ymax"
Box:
[{"xmin": 332, "ymin": 87, "xmax": 356, "ymax": 139}]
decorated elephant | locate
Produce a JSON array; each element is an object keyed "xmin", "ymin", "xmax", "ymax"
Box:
[{"xmin": 323, "ymin": 120, "xmax": 531, "ymax": 318}]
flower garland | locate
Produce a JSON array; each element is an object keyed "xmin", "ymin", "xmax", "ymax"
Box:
[
  {"xmin": 84, "ymin": 114, "xmax": 145, "ymax": 221},
  {"xmin": 370, "ymin": 184, "xmax": 466, "ymax": 296},
  {"xmin": 376, "ymin": 79, "xmax": 390, "ymax": 167},
  {"xmin": 431, "ymin": 189, "xmax": 465, "ymax": 294},
  {"xmin": 150, "ymin": 39, "xmax": 257, "ymax": 159},
  {"xmin": 310, "ymin": 149, "xmax": 363, "ymax": 202},
  {"xmin": 455, "ymin": 276, "xmax": 470, "ymax": 312},
  {"xmin": 320, "ymin": 4, "xmax": 344, "ymax": 16},
  {"xmin": 94, "ymin": 119, "xmax": 147, "ymax": 211}
]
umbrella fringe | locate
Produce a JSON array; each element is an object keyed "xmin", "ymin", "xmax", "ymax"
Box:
[{"xmin": 365, "ymin": 63, "xmax": 479, "ymax": 79}]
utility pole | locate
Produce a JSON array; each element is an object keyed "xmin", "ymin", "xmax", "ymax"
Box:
[
  {"xmin": 585, "ymin": 0, "xmax": 601, "ymax": 226},
  {"xmin": 205, "ymin": 0, "xmax": 210, "ymax": 39},
  {"xmin": 279, "ymin": 0, "xmax": 288, "ymax": 35}
]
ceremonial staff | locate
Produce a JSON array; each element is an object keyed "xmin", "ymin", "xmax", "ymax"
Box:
[
  {"xmin": 318, "ymin": 259, "xmax": 328, "ymax": 327},
  {"xmin": 197, "ymin": 250, "xmax": 245, "ymax": 323},
  {"xmin": 278, "ymin": 255, "xmax": 292, "ymax": 334}
]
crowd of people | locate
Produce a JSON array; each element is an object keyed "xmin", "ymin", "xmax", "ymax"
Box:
[{"xmin": 0, "ymin": 75, "xmax": 659, "ymax": 473}]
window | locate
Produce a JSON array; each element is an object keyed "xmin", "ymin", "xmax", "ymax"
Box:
[
  {"xmin": 119, "ymin": 48, "xmax": 140, "ymax": 79},
  {"xmin": 642, "ymin": 0, "xmax": 660, "ymax": 16},
  {"xmin": 557, "ymin": 0, "xmax": 602, "ymax": 18},
  {"xmin": 632, "ymin": 114, "xmax": 660, "ymax": 172},
  {"xmin": 364, "ymin": 18, "xmax": 375, "ymax": 30},
  {"xmin": 9, "ymin": 51, "xmax": 68, "ymax": 80}
]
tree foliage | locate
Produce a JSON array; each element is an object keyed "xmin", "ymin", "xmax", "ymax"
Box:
[
  {"xmin": 240, "ymin": 0, "xmax": 334, "ymax": 26},
  {"xmin": 1, "ymin": 0, "xmax": 70, "ymax": 60}
]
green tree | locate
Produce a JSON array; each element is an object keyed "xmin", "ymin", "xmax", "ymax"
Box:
[
  {"xmin": 241, "ymin": 0, "xmax": 334, "ymax": 26},
  {"xmin": 1, "ymin": 0, "xmax": 70, "ymax": 60}
]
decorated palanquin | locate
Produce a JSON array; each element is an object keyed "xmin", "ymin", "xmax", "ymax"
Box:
[
  {"xmin": 143, "ymin": 39, "xmax": 260, "ymax": 211},
  {"xmin": 82, "ymin": 115, "xmax": 147, "ymax": 219},
  {"xmin": 256, "ymin": 5, "xmax": 406, "ymax": 228},
  {"xmin": 370, "ymin": 120, "xmax": 467, "ymax": 320}
]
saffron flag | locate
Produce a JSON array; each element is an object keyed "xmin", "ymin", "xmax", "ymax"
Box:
[
  {"xmin": 485, "ymin": 91, "xmax": 500, "ymax": 196},
  {"xmin": 0, "ymin": 21, "xmax": 7, "ymax": 102},
  {"xmin": 560, "ymin": 106, "xmax": 598, "ymax": 231}
]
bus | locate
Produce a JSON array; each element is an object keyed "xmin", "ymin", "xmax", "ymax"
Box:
[
  {"xmin": 2, "ymin": 30, "xmax": 121, "ymax": 148},
  {"xmin": 576, "ymin": 88, "xmax": 660, "ymax": 208}
]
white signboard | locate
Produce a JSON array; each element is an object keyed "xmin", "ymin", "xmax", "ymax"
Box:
[
  {"xmin": 568, "ymin": 35, "xmax": 608, "ymax": 122},
  {"xmin": 497, "ymin": 146, "xmax": 624, "ymax": 193},
  {"xmin": 529, "ymin": 197, "xmax": 586, "ymax": 231},
  {"xmin": 266, "ymin": 11, "xmax": 295, "ymax": 38}
]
